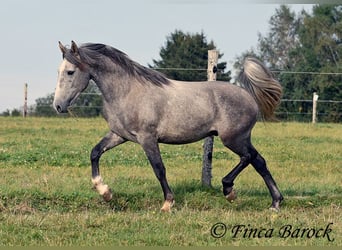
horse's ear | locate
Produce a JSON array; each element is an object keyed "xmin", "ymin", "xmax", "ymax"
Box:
[
  {"xmin": 71, "ymin": 40, "xmax": 79, "ymax": 55},
  {"xmin": 59, "ymin": 41, "xmax": 66, "ymax": 57}
]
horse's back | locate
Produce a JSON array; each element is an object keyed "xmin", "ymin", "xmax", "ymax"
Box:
[
  {"xmin": 170, "ymin": 80, "xmax": 258, "ymax": 120},
  {"xmin": 155, "ymin": 80, "xmax": 258, "ymax": 144}
]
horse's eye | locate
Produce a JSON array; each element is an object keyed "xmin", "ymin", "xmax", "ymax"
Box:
[{"xmin": 67, "ymin": 70, "xmax": 75, "ymax": 76}]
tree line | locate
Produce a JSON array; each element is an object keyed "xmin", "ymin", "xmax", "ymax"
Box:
[
  {"xmin": 235, "ymin": 5, "xmax": 342, "ymax": 122},
  {"xmin": 3, "ymin": 4, "xmax": 341, "ymax": 122}
]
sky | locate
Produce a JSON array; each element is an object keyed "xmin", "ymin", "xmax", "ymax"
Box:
[{"xmin": 0, "ymin": 0, "xmax": 314, "ymax": 113}]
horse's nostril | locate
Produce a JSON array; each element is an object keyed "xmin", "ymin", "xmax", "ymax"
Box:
[{"xmin": 56, "ymin": 105, "xmax": 62, "ymax": 113}]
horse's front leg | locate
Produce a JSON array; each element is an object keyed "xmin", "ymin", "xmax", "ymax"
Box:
[
  {"xmin": 91, "ymin": 131, "xmax": 126, "ymax": 201},
  {"xmin": 141, "ymin": 139, "xmax": 174, "ymax": 212}
]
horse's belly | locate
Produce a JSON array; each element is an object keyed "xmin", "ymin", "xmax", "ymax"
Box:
[
  {"xmin": 157, "ymin": 121, "xmax": 216, "ymax": 144},
  {"xmin": 158, "ymin": 134, "xmax": 211, "ymax": 144}
]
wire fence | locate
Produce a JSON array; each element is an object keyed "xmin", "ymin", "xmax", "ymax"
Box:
[
  {"xmin": 277, "ymin": 99, "xmax": 342, "ymax": 122},
  {"xmin": 4, "ymin": 68, "xmax": 341, "ymax": 122},
  {"xmin": 18, "ymin": 91, "xmax": 340, "ymax": 123}
]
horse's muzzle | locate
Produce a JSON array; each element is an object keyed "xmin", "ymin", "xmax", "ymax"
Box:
[
  {"xmin": 55, "ymin": 105, "xmax": 67, "ymax": 113},
  {"xmin": 53, "ymin": 101, "xmax": 69, "ymax": 113}
]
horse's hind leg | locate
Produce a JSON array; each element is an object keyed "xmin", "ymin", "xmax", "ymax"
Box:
[
  {"xmin": 221, "ymin": 156, "xmax": 250, "ymax": 201},
  {"xmin": 219, "ymin": 130, "xmax": 254, "ymax": 199},
  {"xmin": 251, "ymin": 153, "xmax": 284, "ymax": 211},
  {"xmin": 221, "ymin": 134, "xmax": 283, "ymax": 210},
  {"xmin": 91, "ymin": 132, "xmax": 126, "ymax": 201}
]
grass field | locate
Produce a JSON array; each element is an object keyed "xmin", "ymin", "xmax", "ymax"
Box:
[{"xmin": 0, "ymin": 117, "xmax": 341, "ymax": 246}]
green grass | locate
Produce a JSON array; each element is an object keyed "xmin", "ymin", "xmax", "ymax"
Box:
[{"xmin": 0, "ymin": 117, "xmax": 341, "ymax": 246}]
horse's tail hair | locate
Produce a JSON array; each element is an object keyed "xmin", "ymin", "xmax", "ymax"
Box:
[{"xmin": 237, "ymin": 57, "xmax": 282, "ymax": 121}]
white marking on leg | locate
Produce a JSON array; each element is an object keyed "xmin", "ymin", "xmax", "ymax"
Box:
[
  {"xmin": 92, "ymin": 176, "xmax": 110, "ymax": 196},
  {"xmin": 160, "ymin": 200, "xmax": 175, "ymax": 212}
]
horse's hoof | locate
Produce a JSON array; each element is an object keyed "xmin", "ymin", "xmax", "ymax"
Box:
[
  {"xmin": 225, "ymin": 189, "xmax": 237, "ymax": 202},
  {"xmin": 269, "ymin": 206, "xmax": 280, "ymax": 213},
  {"xmin": 160, "ymin": 200, "xmax": 174, "ymax": 212},
  {"xmin": 103, "ymin": 189, "xmax": 113, "ymax": 202},
  {"xmin": 269, "ymin": 199, "xmax": 282, "ymax": 212}
]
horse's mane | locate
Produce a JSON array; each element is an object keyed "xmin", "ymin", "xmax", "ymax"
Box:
[{"xmin": 65, "ymin": 43, "xmax": 170, "ymax": 86}]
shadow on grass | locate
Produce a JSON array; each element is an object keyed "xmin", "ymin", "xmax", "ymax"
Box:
[
  {"xmin": 109, "ymin": 180, "xmax": 278, "ymax": 212},
  {"xmin": 1, "ymin": 180, "xmax": 340, "ymax": 213}
]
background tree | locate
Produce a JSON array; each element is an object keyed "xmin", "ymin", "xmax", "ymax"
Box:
[
  {"xmin": 0, "ymin": 109, "xmax": 11, "ymax": 116},
  {"xmin": 34, "ymin": 93, "xmax": 55, "ymax": 116},
  {"xmin": 11, "ymin": 109, "xmax": 21, "ymax": 117},
  {"xmin": 150, "ymin": 30, "xmax": 231, "ymax": 81},
  {"xmin": 234, "ymin": 4, "xmax": 342, "ymax": 122},
  {"xmin": 233, "ymin": 49, "xmax": 260, "ymax": 73},
  {"xmin": 284, "ymin": 5, "xmax": 342, "ymax": 122},
  {"xmin": 299, "ymin": 5, "xmax": 342, "ymax": 122},
  {"xmin": 258, "ymin": 5, "xmax": 302, "ymax": 70}
]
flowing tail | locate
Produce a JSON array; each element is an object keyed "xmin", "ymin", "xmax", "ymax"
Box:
[{"xmin": 237, "ymin": 57, "xmax": 282, "ymax": 121}]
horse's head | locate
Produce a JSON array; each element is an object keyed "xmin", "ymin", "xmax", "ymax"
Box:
[{"xmin": 53, "ymin": 41, "xmax": 91, "ymax": 113}]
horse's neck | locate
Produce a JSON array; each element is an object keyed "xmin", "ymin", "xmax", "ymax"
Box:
[{"xmin": 92, "ymin": 70, "xmax": 135, "ymax": 103}]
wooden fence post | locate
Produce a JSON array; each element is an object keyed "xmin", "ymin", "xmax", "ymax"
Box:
[
  {"xmin": 23, "ymin": 83, "xmax": 28, "ymax": 118},
  {"xmin": 312, "ymin": 92, "xmax": 319, "ymax": 123},
  {"xmin": 202, "ymin": 50, "xmax": 218, "ymax": 187}
]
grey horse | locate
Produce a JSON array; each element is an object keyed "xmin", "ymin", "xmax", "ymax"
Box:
[{"xmin": 54, "ymin": 41, "xmax": 283, "ymax": 212}]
